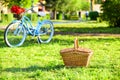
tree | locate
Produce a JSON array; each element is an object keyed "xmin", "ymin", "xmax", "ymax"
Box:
[
  {"xmin": 101, "ymin": 0, "xmax": 120, "ymax": 27},
  {"xmin": 46, "ymin": 0, "xmax": 89, "ymax": 11},
  {"xmin": 46, "ymin": 0, "xmax": 89, "ymax": 19},
  {"xmin": 80, "ymin": 0, "xmax": 90, "ymax": 11},
  {"xmin": 1, "ymin": 0, "xmax": 38, "ymax": 8}
]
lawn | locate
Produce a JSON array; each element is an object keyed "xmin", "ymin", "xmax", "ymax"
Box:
[{"xmin": 0, "ymin": 21, "xmax": 120, "ymax": 80}]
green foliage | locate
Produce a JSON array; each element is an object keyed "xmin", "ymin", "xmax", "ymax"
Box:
[
  {"xmin": 64, "ymin": 12, "xmax": 79, "ymax": 20},
  {"xmin": 64, "ymin": 14, "xmax": 70, "ymax": 20},
  {"xmin": 26, "ymin": 13, "xmax": 50, "ymax": 21},
  {"xmin": 7, "ymin": 14, "xmax": 14, "ymax": 21},
  {"xmin": 1, "ymin": 14, "xmax": 14, "ymax": 22},
  {"xmin": 46, "ymin": 0, "xmax": 89, "ymax": 11},
  {"xmin": 44, "ymin": 0, "xmax": 89, "ymax": 20},
  {"xmin": 1, "ymin": 0, "xmax": 38, "ymax": 8},
  {"xmin": 31, "ymin": 13, "xmax": 38, "ymax": 21},
  {"xmin": 80, "ymin": 0, "xmax": 90, "ymax": 10},
  {"xmin": 1, "ymin": 0, "xmax": 21, "ymax": 7},
  {"xmin": 89, "ymin": 11, "xmax": 99, "ymax": 20},
  {"xmin": 101, "ymin": 0, "xmax": 120, "ymax": 27},
  {"xmin": 2, "ymin": 0, "xmax": 89, "ymax": 11},
  {"xmin": 45, "ymin": 14, "xmax": 51, "ymax": 20},
  {"xmin": 20, "ymin": 0, "xmax": 38, "ymax": 8},
  {"xmin": 57, "ymin": 13, "xmax": 63, "ymax": 20},
  {"xmin": 69, "ymin": 16, "xmax": 79, "ymax": 20}
]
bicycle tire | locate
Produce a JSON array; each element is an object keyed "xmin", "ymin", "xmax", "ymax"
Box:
[
  {"xmin": 4, "ymin": 21, "xmax": 26, "ymax": 47},
  {"xmin": 37, "ymin": 20, "xmax": 54, "ymax": 43}
]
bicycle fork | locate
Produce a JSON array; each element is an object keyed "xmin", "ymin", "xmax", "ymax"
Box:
[{"xmin": 13, "ymin": 24, "xmax": 23, "ymax": 36}]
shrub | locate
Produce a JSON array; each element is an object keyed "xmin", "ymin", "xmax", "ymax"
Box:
[
  {"xmin": 57, "ymin": 13, "xmax": 63, "ymax": 20},
  {"xmin": 1, "ymin": 14, "xmax": 14, "ymax": 22},
  {"xmin": 64, "ymin": 14, "xmax": 70, "ymax": 20},
  {"xmin": 31, "ymin": 13, "xmax": 38, "ymax": 21},
  {"xmin": 89, "ymin": 11, "xmax": 99, "ymax": 20},
  {"xmin": 101, "ymin": 0, "xmax": 120, "ymax": 27},
  {"xmin": 26, "ymin": 13, "xmax": 50, "ymax": 21},
  {"xmin": 45, "ymin": 14, "xmax": 50, "ymax": 20},
  {"xmin": 69, "ymin": 16, "xmax": 79, "ymax": 20},
  {"xmin": 7, "ymin": 14, "xmax": 14, "ymax": 21}
]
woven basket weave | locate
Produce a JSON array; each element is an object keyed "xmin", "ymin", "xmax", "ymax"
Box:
[
  {"xmin": 13, "ymin": 14, "xmax": 22, "ymax": 20},
  {"xmin": 60, "ymin": 38, "xmax": 93, "ymax": 67}
]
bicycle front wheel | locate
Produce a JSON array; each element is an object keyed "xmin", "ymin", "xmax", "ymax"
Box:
[
  {"xmin": 38, "ymin": 20, "xmax": 54, "ymax": 43},
  {"xmin": 4, "ymin": 21, "xmax": 26, "ymax": 47}
]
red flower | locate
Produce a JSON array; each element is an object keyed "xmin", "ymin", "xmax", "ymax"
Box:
[{"xmin": 11, "ymin": 5, "xmax": 25, "ymax": 14}]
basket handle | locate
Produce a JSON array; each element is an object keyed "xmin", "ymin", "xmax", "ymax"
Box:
[{"xmin": 74, "ymin": 38, "xmax": 79, "ymax": 49}]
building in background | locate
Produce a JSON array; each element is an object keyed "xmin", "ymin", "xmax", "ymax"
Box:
[
  {"xmin": 0, "ymin": 3, "xmax": 8, "ymax": 21},
  {"xmin": 88, "ymin": 0, "xmax": 106, "ymax": 12},
  {"xmin": 0, "ymin": 3, "xmax": 8, "ymax": 14}
]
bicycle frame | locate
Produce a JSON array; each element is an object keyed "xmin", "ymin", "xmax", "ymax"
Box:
[{"xmin": 12, "ymin": 14, "xmax": 43, "ymax": 37}]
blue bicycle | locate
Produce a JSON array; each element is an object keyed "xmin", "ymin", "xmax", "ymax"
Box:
[{"xmin": 4, "ymin": 3, "xmax": 54, "ymax": 47}]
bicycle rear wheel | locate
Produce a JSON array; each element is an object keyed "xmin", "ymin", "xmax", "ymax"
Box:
[
  {"xmin": 4, "ymin": 21, "xmax": 26, "ymax": 47},
  {"xmin": 38, "ymin": 20, "xmax": 54, "ymax": 43}
]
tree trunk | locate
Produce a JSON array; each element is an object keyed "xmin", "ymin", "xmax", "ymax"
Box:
[
  {"xmin": 90, "ymin": 0, "xmax": 93, "ymax": 11},
  {"xmin": 53, "ymin": 9, "xmax": 57, "ymax": 20}
]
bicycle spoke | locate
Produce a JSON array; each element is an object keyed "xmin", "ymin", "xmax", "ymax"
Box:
[
  {"xmin": 37, "ymin": 20, "xmax": 54, "ymax": 43},
  {"xmin": 4, "ymin": 21, "xmax": 26, "ymax": 47}
]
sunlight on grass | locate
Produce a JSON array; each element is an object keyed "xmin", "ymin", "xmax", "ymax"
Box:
[
  {"xmin": 54, "ymin": 22, "xmax": 120, "ymax": 34},
  {"xmin": 0, "ymin": 22, "xmax": 120, "ymax": 80}
]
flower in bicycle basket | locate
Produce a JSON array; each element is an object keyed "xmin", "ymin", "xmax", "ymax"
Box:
[{"xmin": 11, "ymin": 5, "xmax": 25, "ymax": 14}]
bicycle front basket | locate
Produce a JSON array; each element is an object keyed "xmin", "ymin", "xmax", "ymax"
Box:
[{"xmin": 13, "ymin": 14, "xmax": 22, "ymax": 20}]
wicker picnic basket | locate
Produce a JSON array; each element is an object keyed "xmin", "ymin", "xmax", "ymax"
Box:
[{"xmin": 60, "ymin": 38, "xmax": 93, "ymax": 67}]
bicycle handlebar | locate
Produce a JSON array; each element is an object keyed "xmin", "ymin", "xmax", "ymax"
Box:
[
  {"xmin": 23, "ymin": 5, "xmax": 39, "ymax": 14},
  {"xmin": 22, "ymin": 0, "xmax": 48, "ymax": 16},
  {"xmin": 23, "ymin": 5, "xmax": 46, "ymax": 17}
]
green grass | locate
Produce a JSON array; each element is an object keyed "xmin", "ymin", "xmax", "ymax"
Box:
[{"xmin": 0, "ymin": 21, "xmax": 120, "ymax": 80}]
